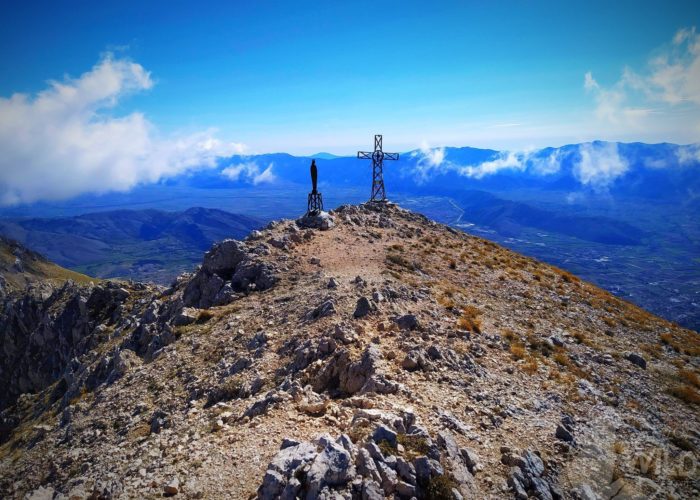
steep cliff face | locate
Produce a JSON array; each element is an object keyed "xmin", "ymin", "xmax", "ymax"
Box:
[{"xmin": 0, "ymin": 203, "xmax": 697, "ymax": 500}]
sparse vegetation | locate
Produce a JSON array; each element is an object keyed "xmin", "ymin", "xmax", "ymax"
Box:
[
  {"xmin": 397, "ymin": 433, "xmax": 430, "ymax": 459},
  {"xmin": 669, "ymin": 385, "xmax": 700, "ymax": 405},
  {"xmin": 679, "ymin": 368, "xmax": 700, "ymax": 388},
  {"xmin": 197, "ymin": 310, "xmax": 215, "ymax": 324},
  {"xmin": 425, "ymin": 474, "xmax": 458, "ymax": 500},
  {"xmin": 457, "ymin": 305, "xmax": 482, "ymax": 333},
  {"xmin": 377, "ymin": 439, "xmax": 396, "ymax": 457},
  {"xmin": 612, "ymin": 441, "xmax": 625, "ymax": 454},
  {"xmin": 386, "ymin": 252, "xmax": 422, "ymax": 272},
  {"xmin": 521, "ymin": 356, "xmax": 539, "ymax": 375},
  {"xmin": 510, "ymin": 343, "xmax": 526, "ymax": 360},
  {"xmin": 348, "ymin": 420, "xmax": 373, "ymax": 444}
]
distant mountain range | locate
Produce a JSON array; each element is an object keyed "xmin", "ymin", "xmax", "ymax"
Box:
[
  {"xmin": 0, "ymin": 140, "xmax": 697, "ymax": 330},
  {"xmin": 0, "ymin": 208, "xmax": 262, "ymax": 283},
  {"xmin": 163, "ymin": 141, "xmax": 700, "ymax": 204},
  {"xmin": 308, "ymin": 152, "xmax": 348, "ymax": 160}
]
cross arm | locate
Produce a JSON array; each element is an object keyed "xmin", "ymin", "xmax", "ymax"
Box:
[
  {"xmin": 383, "ymin": 153, "xmax": 400, "ymax": 160},
  {"xmin": 357, "ymin": 151, "xmax": 373, "ymax": 159}
]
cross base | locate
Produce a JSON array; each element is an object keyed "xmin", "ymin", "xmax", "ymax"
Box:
[
  {"xmin": 307, "ymin": 191, "xmax": 324, "ymax": 215},
  {"xmin": 358, "ymin": 134, "xmax": 399, "ymax": 203}
]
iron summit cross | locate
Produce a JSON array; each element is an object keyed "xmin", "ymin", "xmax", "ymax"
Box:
[{"xmin": 357, "ymin": 134, "xmax": 399, "ymax": 202}]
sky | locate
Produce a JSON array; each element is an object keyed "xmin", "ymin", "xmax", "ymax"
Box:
[{"xmin": 0, "ymin": 0, "xmax": 699, "ymax": 204}]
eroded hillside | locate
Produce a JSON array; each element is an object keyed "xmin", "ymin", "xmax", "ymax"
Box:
[{"xmin": 0, "ymin": 203, "xmax": 698, "ymax": 499}]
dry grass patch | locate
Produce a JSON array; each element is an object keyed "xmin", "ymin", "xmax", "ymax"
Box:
[
  {"xmin": 521, "ymin": 356, "xmax": 539, "ymax": 375},
  {"xmin": 639, "ymin": 342, "xmax": 662, "ymax": 359},
  {"xmin": 502, "ymin": 329, "xmax": 518, "ymax": 343},
  {"xmin": 457, "ymin": 305, "xmax": 482, "ymax": 333},
  {"xmin": 510, "ymin": 344, "xmax": 526, "ymax": 360},
  {"xmin": 658, "ymin": 330, "xmax": 700, "ymax": 356},
  {"xmin": 438, "ymin": 295, "xmax": 456, "ymax": 310},
  {"xmin": 386, "ymin": 252, "xmax": 422, "ymax": 272},
  {"xmin": 669, "ymin": 385, "xmax": 700, "ymax": 405},
  {"xmin": 679, "ymin": 368, "xmax": 700, "ymax": 388},
  {"xmin": 552, "ymin": 348, "xmax": 589, "ymax": 380}
]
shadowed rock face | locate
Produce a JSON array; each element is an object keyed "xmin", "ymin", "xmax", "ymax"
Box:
[
  {"xmin": 0, "ymin": 236, "xmax": 278, "ymax": 436},
  {"xmin": 0, "ymin": 281, "xmax": 143, "ymax": 413},
  {"xmin": 182, "ymin": 239, "xmax": 277, "ymax": 308}
]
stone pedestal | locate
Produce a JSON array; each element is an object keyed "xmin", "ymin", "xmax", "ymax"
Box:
[{"xmin": 296, "ymin": 211, "xmax": 335, "ymax": 230}]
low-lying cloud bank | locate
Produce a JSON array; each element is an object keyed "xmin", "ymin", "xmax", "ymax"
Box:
[
  {"xmin": 0, "ymin": 54, "xmax": 244, "ymax": 205},
  {"xmin": 410, "ymin": 139, "xmax": 700, "ymax": 192},
  {"xmin": 221, "ymin": 161, "xmax": 276, "ymax": 185},
  {"xmin": 410, "ymin": 141, "xmax": 676, "ymax": 191}
]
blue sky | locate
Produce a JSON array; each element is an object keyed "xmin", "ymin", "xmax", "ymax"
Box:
[
  {"xmin": 0, "ymin": 1, "xmax": 700, "ymax": 152},
  {"xmin": 2, "ymin": 0, "xmax": 698, "ymax": 154},
  {"xmin": 0, "ymin": 1, "xmax": 699, "ymax": 205}
]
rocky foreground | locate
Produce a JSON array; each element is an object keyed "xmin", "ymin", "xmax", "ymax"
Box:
[{"xmin": 0, "ymin": 202, "xmax": 698, "ymax": 499}]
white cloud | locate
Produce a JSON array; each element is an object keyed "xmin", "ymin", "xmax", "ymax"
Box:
[
  {"xmin": 409, "ymin": 141, "xmax": 630, "ymax": 190},
  {"xmin": 584, "ymin": 27, "xmax": 700, "ymax": 133},
  {"xmin": 221, "ymin": 161, "xmax": 276, "ymax": 185},
  {"xmin": 409, "ymin": 142, "xmax": 446, "ymax": 182},
  {"xmin": 456, "ymin": 151, "xmax": 527, "ymax": 179},
  {"xmin": 572, "ymin": 142, "xmax": 628, "ymax": 190},
  {"xmin": 677, "ymin": 144, "xmax": 700, "ymax": 164},
  {"xmin": 0, "ymin": 54, "xmax": 245, "ymax": 205},
  {"xmin": 529, "ymin": 149, "xmax": 563, "ymax": 175}
]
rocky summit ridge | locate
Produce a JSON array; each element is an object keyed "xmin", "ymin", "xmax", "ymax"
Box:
[{"xmin": 0, "ymin": 202, "xmax": 698, "ymax": 499}]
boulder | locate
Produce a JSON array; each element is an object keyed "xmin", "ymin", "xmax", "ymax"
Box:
[
  {"xmin": 356, "ymin": 448, "xmax": 382, "ymax": 484},
  {"xmin": 202, "ymin": 239, "xmax": 248, "ymax": 275},
  {"xmin": 624, "ymin": 352, "xmax": 647, "ymax": 370},
  {"xmin": 521, "ymin": 450, "xmax": 545, "ymax": 478},
  {"xmin": 306, "ymin": 440, "xmax": 356, "ymax": 497},
  {"xmin": 297, "ymin": 211, "xmax": 335, "ymax": 230},
  {"xmin": 555, "ymin": 423, "xmax": 574, "ymax": 443},
  {"xmin": 172, "ymin": 307, "xmax": 198, "ymax": 326},
  {"xmin": 183, "ymin": 239, "xmax": 277, "ymax": 308},
  {"xmin": 306, "ymin": 299, "xmax": 336, "ymax": 321},
  {"xmin": 413, "ymin": 456, "xmax": 443, "ymax": 483},
  {"xmin": 354, "ymin": 297, "xmax": 375, "ymax": 318},
  {"xmin": 372, "ymin": 424, "xmax": 398, "ymax": 447},
  {"xmin": 394, "ymin": 314, "xmax": 419, "ymax": 330},
  {"xmin": 314, "ymin": 345, "xmax": 398, "ymax": 396}
]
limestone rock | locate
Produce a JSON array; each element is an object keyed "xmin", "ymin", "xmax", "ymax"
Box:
[
  {"xmin": 296, "ymin": 211, "xmax": 335, "ymax": 230},
  {"xmin": 353, "ymin": 296, "xmax": 375, "ymax": 318}
]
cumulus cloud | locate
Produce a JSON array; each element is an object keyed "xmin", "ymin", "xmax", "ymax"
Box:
[
  {"xmin": 456, "ymin": 151, "xmax": 528, "ymax": 179},
  {"xmin": 573, "ymin": 142, "xmax": 628, "ymax": 190},
  {"xmin": 0, "ymin": 54, "xmax": 246, "ymax": 205},
  {"xmin": 584, "ymin": 27, "xmax": 700, "ymax": 131},
  {"xmin": 409, "ymin": 142, "xmax": 446, "ymax": 182},
  {"xmin": 221, "ymin": 161, "xmax": 276, "ymax": 185}
]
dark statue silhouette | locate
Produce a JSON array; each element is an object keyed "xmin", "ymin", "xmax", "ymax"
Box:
[
  {"xmin": 310, "ymin": 159, "xmax": 318, "ymax": 194},
  {"xmin": 307, "ymin": 159, "xmax": 323, "ymax": 214}
]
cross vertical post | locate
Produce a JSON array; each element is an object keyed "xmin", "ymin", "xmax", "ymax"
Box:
[{"xmin": 357, "ymin": 134, "xmax": 400, "ymax": 202}]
